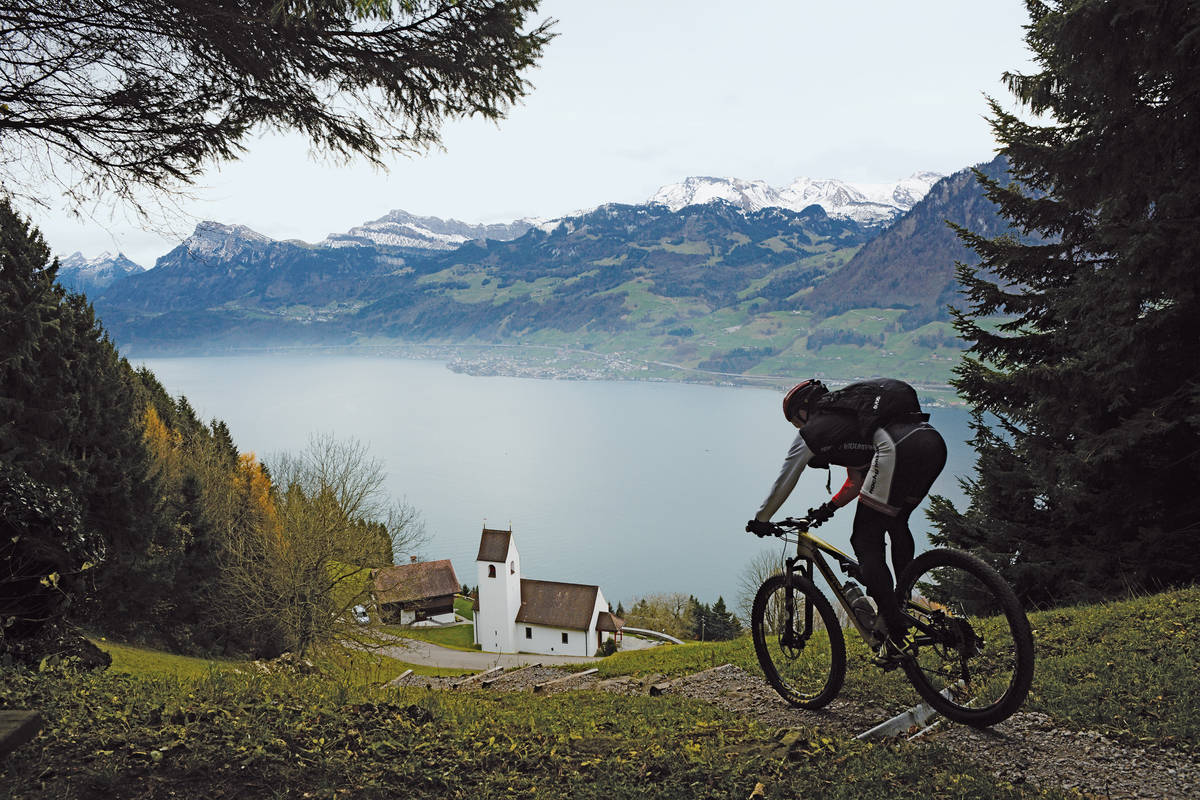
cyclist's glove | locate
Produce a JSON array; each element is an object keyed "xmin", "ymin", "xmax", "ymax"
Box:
[
  {"xmin": 805, "ymin": 501, "xmax": 837, "ymax": 528},
  {"xmin": 745, "ymin": 519, "xmax": 775, "ymax": 537}
]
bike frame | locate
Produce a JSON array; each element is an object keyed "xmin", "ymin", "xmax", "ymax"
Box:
[{"xmin": 778, "ymin": 527, "xmax": 882, "ymax": 646}]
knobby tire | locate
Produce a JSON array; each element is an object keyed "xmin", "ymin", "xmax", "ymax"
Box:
[
  {"xmin": 751, "ymin": 572, "xmax": 846, "ymax": 709},
  {"xmin": 896, "ymin": 548, "xmax": 1034, "ymax": 727}
]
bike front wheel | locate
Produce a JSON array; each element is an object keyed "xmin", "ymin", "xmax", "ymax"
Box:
[
  {"xmin": 751, "ymin": 572, "xmax": 846, "ymax": 709},
  {"xmin": 897, "ymin": 548, "xmax": 1035, "ymax": 727}
]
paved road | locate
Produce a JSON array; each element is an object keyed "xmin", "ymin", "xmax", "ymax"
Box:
[
  {"xmin": 377, "ymin": 637, "xmax": 598, "ymax": 670},
  {"xmin": 370, "ymin": 626, "xmax": 667, "ymax": 670}
]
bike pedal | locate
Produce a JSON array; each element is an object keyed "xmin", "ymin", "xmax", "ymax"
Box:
[{"xmin": 872, "ymin": 639, "xmax": 915, "ymax": 670}]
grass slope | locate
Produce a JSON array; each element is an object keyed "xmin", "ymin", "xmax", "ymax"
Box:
[
  {"xmin": 381, "ymin": 624, "xmax": 477, "ymax": 651},
  {"xmin": 2, "ymin": 586, "xmax": 1195, "ymax": 798},
  {"xmin": 0, "ymin": 665, "xmax": 1067, "ymax": 799},
  {"xmin": 577, "ymin": 586, "xmax": 1200, "ymax": 751},
  {"xmin": 95, "ymin": 637, "xmax": 469, "ymax": 682}
]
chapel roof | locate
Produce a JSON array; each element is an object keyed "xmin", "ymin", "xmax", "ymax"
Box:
[
  {"xmin": 476, "ymin": 528, "xmax": 513, "ymax": 563},
  {"xmin": 596, "ymin": 611, "xmax": 625, "ymax": 633},
  {"xmin": 515, "ymin": 578, "xmax": 600, "ymax": 631}
]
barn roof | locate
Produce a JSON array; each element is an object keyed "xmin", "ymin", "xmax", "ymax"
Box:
[{"xmin": 374, "ymin": 559, "xmax": 460, "ymax": 605}]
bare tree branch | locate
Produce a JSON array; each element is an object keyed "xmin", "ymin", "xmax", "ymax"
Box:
[{"xmin": 210, "ymin": 433, "xmax": 428, "ymax": 657}]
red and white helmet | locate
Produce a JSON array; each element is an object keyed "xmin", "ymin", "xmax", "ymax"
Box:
[{"xmin": 782, "ymin": 379, "xmax": 827, "ymax": 422}]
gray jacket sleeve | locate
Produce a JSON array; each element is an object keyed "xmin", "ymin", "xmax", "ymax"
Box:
[{"xmin": 755, "ymin": 431, "xmax": 814, "ymax": 521}]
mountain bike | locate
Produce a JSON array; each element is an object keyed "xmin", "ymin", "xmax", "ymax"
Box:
[{"xmin": 749, "ymin": 516, "xmax": 1034, "ymax": 727}]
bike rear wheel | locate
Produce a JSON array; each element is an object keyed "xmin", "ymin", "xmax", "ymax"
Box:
[
  {"xmin": 896, "ymin": 548, "xmax": 1034, "ymax": 727},
  {"xmin": 751, "ymin": 572, "xmax": 846, "ymax": 709}
]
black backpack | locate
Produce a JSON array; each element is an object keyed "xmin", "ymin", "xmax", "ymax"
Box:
[{"xmin": 813, "ymin": 378, "xmax": 924, "ymax": 437}]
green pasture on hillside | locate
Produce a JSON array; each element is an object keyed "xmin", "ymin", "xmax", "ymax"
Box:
[
  {"xmin": 4, "ymin": 586, "xmax": 1194, "ymax": 798},
  {"xmin": 0, "ymin": 662, "xmax": 1070, "ymax": 800}
]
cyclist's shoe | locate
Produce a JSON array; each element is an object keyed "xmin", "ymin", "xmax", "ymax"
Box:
[{"xmin": 871, "ymin": 631, "xmax": 916, "ymax": 671}]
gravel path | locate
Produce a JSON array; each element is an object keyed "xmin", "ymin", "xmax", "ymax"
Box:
[{"xmin": 389, "ymin": 663, "xmax": 1200, "ymax": 799}]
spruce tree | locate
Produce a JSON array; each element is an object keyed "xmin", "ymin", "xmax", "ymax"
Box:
[
  {"xmin": 1, "ymin": 1, "xmax": 553, "ymax": 211},
  {"xmin": 1, "ymin": 199, "xmax": 147, "ymax": 539},
  {"xmin": 1, "ymin": 199, "xmax": 147, "ymax": 639},
  {"xmin": 688, "ymin": 596, "xmax": 711, "ymax": 641},
  {"xmin": 709, "ymin": 596, "xmax": 741, "ymax": 641},
  {"xmin": 928, "ymin": 0, "xmax": 1200, "ymax": 606}
]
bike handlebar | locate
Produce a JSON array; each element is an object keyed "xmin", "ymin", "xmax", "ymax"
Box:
[{"xmin": 749, "ymin": 516, "xmax": 811, "ymax": 537}]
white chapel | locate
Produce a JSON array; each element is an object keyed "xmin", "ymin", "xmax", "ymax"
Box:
[{"xmin": 472, "ymin": 527, "xmax": 623, "ymax": 657}]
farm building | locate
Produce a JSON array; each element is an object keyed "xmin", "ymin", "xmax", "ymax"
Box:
[{"xmin": 373, "ymin": 558, "xmax": 460, "ymax": 625}]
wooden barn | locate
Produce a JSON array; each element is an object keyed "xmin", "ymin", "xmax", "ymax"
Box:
[{"xmin": 372, "ymin": 558, "xmax": 460, "ymax": 625}]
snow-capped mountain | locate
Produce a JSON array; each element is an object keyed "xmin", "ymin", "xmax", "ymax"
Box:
[
  {"xmin": 650, "ymin": 172, "xmax": 942, "ymax": 225},
  {"xmin": 323, "ymin": 209, "xmax": 539, "ymax": 250},
  {"xmin": 56, "ymin": 251, "xmax": 145, "ymax": 294},
  {"xmin": 70, "ymin": 169, "xmax": 943, "ymax": 272},
  {"xmin": 175, "ymin": 221, "xmax": 274, "ymax": 263},
  {"xmin": 648, "ymin": 177, "xmax": 781, "ymax": 214}
]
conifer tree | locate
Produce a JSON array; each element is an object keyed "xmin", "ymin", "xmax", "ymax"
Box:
[
  {"xmin": 0, "ymin": 199, "xmax": 146, "ymax": 640},
  {"xmin": 689, "ymin": 596, "xmax": 711, "ymax": 641},
  {"xmin": 688, "ymin": 596, "xmax": 740, "ymax": 641},
  {"xmin": 709, "ymin": 596, "xmax": 741, "ymax": 640},
  {"xmin": 1, "ymin": 199, "xmax": 147, "ymax": 541},
  {"xmin": 928, "ymin": 0, "xmax": 1200, "ymax": 605},
  {"xmin": 1, "ymin": 1, "xmax": 554, "ymax": 212}
]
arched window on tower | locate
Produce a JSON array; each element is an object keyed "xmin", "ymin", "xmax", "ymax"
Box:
[{"xmin": 488, "ymin": 564, "xmax": 496, "ymax": 578}]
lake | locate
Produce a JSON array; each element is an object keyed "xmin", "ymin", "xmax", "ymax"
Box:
[{"xmin": 138, "ymin": 355, "xmax": 974, "ymax": 614}]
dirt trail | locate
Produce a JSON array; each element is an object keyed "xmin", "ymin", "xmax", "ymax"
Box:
[{"xmin": 389, "ymin": 663, "xmax": 1200, "ymax": 800}]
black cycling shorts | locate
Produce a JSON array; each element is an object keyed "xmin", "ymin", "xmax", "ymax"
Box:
[{"xmin": 859, "ymin": 419, "xmax": 947, "ymax": 516}]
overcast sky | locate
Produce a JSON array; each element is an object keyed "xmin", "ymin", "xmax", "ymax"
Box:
[{"xmin": 32, "ymin": 0, "xmax": 1036, "ymax": 267}]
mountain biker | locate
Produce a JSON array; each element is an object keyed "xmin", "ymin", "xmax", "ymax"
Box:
[{"xmin": 746, "ymin": 378, "xmax": 947, "ymax": 656}]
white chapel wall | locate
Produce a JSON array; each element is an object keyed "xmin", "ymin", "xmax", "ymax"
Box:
[{"xmin": 518, "ymin": 623, "xmax": 590, "ymax": 657}]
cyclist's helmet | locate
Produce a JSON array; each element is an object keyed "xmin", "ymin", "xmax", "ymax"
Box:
[{"xmin": 782, "ymin": 379, "xmax": 828, "ymax": 423}]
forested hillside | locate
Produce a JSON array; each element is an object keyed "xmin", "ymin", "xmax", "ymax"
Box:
[
  {"xmin": 1, "ymin": 201, "xmax": 415, "ymax": 665},
  {"xmin": 805, "ymin": 155, "xmax": 1016, "ymax": 327}
]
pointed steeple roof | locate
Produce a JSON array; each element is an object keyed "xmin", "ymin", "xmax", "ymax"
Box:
[{"xmin": 476, "ymin": 527, "xmax": 513, "ymax": 563}]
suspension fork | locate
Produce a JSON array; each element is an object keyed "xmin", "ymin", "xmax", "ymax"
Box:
[{"xmin": 784, "ymin": 554, "xmax": 815, "ymax": 642}]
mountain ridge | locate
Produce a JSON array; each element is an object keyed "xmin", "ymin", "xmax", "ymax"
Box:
[
  {"xmin": 88, "ymin": 157, "xmax": 1012, "ymax": 387},
  {"xmin": 63, "ymin": 170, "xmax": 944, "ymax": 272},
  {"xmin": 94, "ymin": 199, "xmax": 873, "ymax": 345},
  {"xmin": 806, "ymin": 155, "xmax": 1014, "ymax": 325},
  {"xmin": 56, "ymin": 251, "xmax": 145, "ymax": 295}
]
